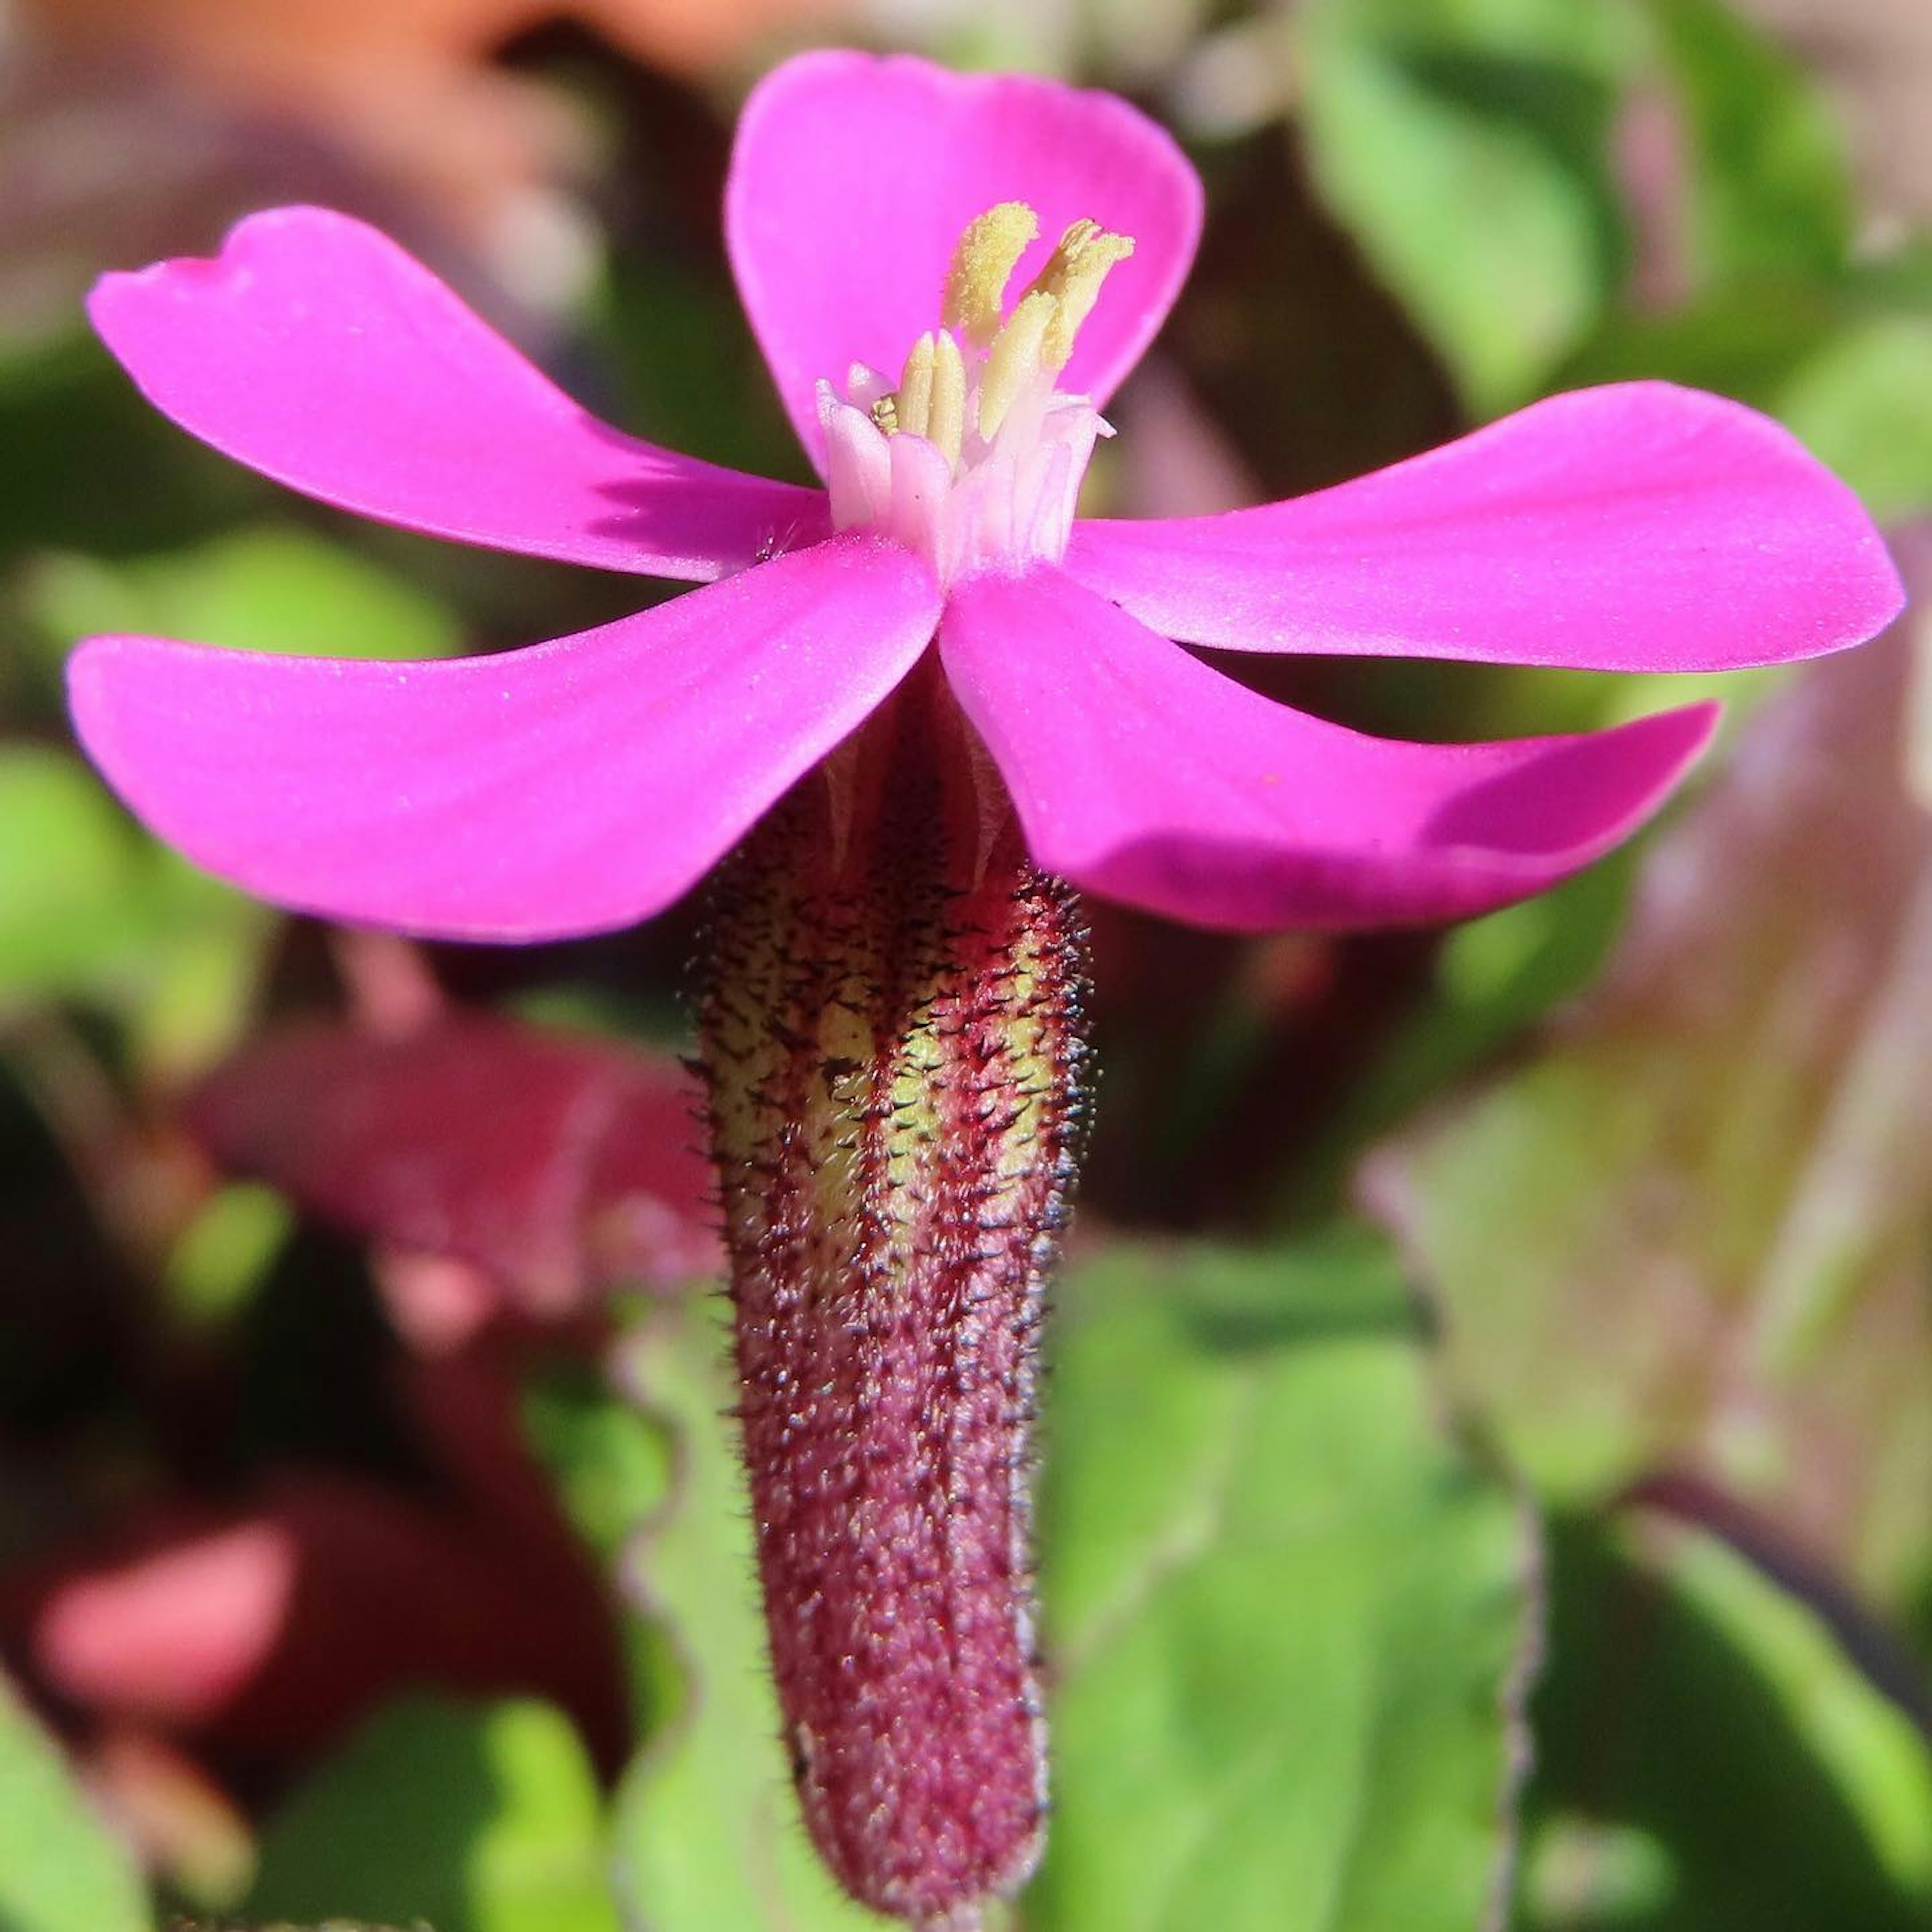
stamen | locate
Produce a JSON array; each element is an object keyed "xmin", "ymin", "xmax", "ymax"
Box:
[
  {"xmin": 943, "ymin": 202, "xmax": 1040, "ymax": 350},
  {"xmin": 822, "ymin": 205, "xmax": 1134, "ymax": 575},
  {"xmin": 1023, "ymin": 218, "xmax": 1136, "ymax": 372},
  {"xmin": 928, "ymin": 330, "xmax": 967, "ymax": 471},
  {"xmin": 977, "ymin": 292, "xmax": 1054, "ymax": 443},
  {"xmin": 897, "ymin": 333, "xmax": 935, "ymax": 439}
]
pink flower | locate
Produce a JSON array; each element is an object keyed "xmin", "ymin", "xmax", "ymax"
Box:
[{"xmin": 66, "ymin": 51, "xmax": 1900, "ymax": 946}]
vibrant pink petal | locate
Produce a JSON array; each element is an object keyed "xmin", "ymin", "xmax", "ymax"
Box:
[
  {"xmin": 90, "ymin": 206, "xmax": 826, "ymax": 581},
  {"xmin": 69, "ymin": 536, "xmax": 941, "ymax": 942},
  {"xmin": 727, "ymin": 50, "xmax": 1202, "ymax": 469},
  {"xmin": 941, "ymin": 567, "xmax": 1719, "ymax": 931},
  {"xmin": 1064, "ymin": 383, "xmax": 1903, "ymax": 671}
]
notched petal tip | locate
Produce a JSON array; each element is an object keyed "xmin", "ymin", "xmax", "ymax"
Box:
[
  {"xmin": 729, "ymin": 49, "xmax": 1203, "ymax": 473},
  {"xmin": 87, "ymin": 203, "xmax": 825, "ymax": 584},
  {"xmin": 89, "ymin": 202, "xmax": 328, "ymax": 303}
]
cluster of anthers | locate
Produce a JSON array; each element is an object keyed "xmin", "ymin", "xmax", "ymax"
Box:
[{"xmin": 817, "ymin": 202, "xmax": 1134, "ymax": 584}]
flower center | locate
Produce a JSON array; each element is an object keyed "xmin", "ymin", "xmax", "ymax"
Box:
[{"xmin": 816, "ymin": 201, "xmax": 1134, "ymax": 584}]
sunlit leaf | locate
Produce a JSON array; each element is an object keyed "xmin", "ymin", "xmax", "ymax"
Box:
[
  {"xmin": 1030, "ymin": 1236, "xmax": 1538, "ymax": 1931},
  {"xmin": 609, "ymin": 1228, "xmax": 1537, "ymax": 1929}
]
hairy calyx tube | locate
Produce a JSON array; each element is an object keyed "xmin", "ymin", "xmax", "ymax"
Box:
[{"xmin": 699, "ymin": 657, "xmax": 1090, "ymax": 1926}]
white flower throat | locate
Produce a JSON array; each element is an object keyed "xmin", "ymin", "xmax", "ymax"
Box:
[{"xmin": 817, "ymin": 201, "xmax": 1133, "ymax": 584}]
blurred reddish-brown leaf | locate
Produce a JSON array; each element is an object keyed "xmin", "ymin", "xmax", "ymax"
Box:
[
  {"xmin": 19, "ymin": 0, "xmax": 851, "ymax": 254},
  {"xmin": 187, "ymin": 1014, "xmax": 719, "ymax": 1319},
  {"xmin": 1364, "ymin": 536, "xmax": 1932, "ymax": 1608},
  {"xmin": 5, "ymin": 1463, "xmax": 630, "ymax": 1774},
  {"xmin": 28, "ymin": 0, "xmax": 848, "ymax": 86},
  {"xmin": 1737, "ymin": 0, "xmax": 1932, "ymax": 224}
]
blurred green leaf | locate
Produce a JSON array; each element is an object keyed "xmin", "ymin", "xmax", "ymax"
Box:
[
  {"xmin": 1558, "ymin": 272, "xmax": 1836, "ymax": 397},
  {"xmin": 0, "ymin": 743, "xmax": 148, "ymax": 1008},
  {"xmin": 1556, "ymin": 3, "xmax": 1931, "ymax": 526},
  {"xmin": 1519, "ymin": 1513, "xmax": 1932, "ymax": 1930},
  {"xmin": 125, "ymin": 852, "xmax": 275, "ymax": 1079},
  {"xmin": 1029, "ymin": 1238, "xmax": 1537, "ymax": 1931},
  {"xmin": 1365, "ymin": 622, "xmax": 1932, "ymax": 1608},
  {"xmin": 1644, "ymin": 0, "xmax": 1852, "ymax": 288},
  {"xmin": 1283, "ymin": 852, "xmax": 1640, "ymax": 1217},
  {"xmin": 1774, "ymin": 309, "xmax": 1932, "ymax": 523},
  {"xmin": 1296, "ymin": 0, "xmax": 1634, "ymax": 413},
  {"xmin": 594, "ymin": 257, "xmax": 807, "ymax": 488},
  {"xmin": 0, "ymin": 1672, "xmax": 150, "ymax": 1932},
  {"xmin": 246, "ymin": 1698, "xmax": 619, "ymax": 1932},
  {"xmin": 610, "ymin": 1301, "xmax": 886, "ymax": 1930},
  {"xmin": 522, "ymin": 1360, "xmax": 673, "ymax": 1566},
  {"xmin": 163, "ymin": 1182, "xmax": 293, "ymax": 1326},
  {"xmin": 0, "ymin": 335, "xmax": 261, "ymax": 561},
  {"xmin": 1564, "ymin": 276, "xmax": 1932, "ymax": 522},
  {"xmin": 1856, "ymin": 236, "xmax": 1932, "ymax": 308},
  {"xmin": 0, "ymin": 743, "xmax": 269, "ymax": 1069},
  {"xmin": 24, "ymin": 524, "xmax": 461, "ymax": 665}
]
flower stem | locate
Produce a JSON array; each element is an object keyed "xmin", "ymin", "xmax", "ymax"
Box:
[{"xmin": 698, "ymin": 660, "xmax": 1089, "ymax": 1924}]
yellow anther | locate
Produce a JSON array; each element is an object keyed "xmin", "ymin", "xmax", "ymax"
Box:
[
  {"xmin": 977, "ymin": 290, "xmax": 1054, "ymax": 442},
  {"xmin": 927, "ymin": 330, "xmax": 967, "ymax": 470},
  {"xmin": 1024, "ymin": 218, "xmax": 1135, "ymax": 372},
  {"xmin": 861, "ymin": 206, "xmax": 1134, "ymax": 479},
  {"xmin": 942, "ymin": 202, "xmax": 1040, "ymax": 350},
  {"xmin": 896, "ymin": 334, "xmax": 935, "ymax": 439}
]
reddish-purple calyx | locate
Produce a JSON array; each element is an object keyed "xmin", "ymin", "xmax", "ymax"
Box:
[{"xmin": 701, "ymin": 665, "xmax": 1088, "ymax": 1925}]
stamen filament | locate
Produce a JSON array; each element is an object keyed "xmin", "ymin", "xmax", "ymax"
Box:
[
  {"xmin": 928, "ymin": 329, "xmax": 967, "ymax": 471},
  {"xmin": 977, "ymin": 291, "xmax": 1054, "ymax": 443},
  {"xmin": 898, "ymin": 333, "xmax": 936, "ymax": 440}
]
